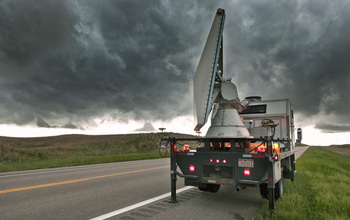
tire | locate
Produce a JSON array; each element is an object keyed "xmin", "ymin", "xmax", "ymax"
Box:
[
  {"xmin": 198, "ymin": 186, "xmax": 208, "ymax": 192},
  {"xmin": 259, "ymin": 176, "xmax": 284, "ymax": 201},
  {"xmin": 198, "ymin": 184, "xmax": 220, "ymax": 193},
  {"xmin": 275, "ymin": 175, "xmax": 284, "ymax": 200},
  {"xmin": 259, "ymin": 183, "xmax": 268, "ymax": 199},
  {"xmin": 207, "ymin": 184, "xmax": 220, "ymax": 193}
]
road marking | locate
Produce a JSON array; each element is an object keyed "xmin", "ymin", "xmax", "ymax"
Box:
[
  {"xmin": 0, "ymin": 166, "xmax": 169, "ymax": 194},
  {"xmin": 90, "ymin": 186, "xmax": 194, "ymax": 220},
  {"xmin": 0, "ymin": 159, "xmax": 169, "ymax": 178}
]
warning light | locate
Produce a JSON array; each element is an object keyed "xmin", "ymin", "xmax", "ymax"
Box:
[
  {"xmin": 209, "ymin": 159, "xmax": 213, "ymax": 162},
  {"xmin": 216, "ymin": 159, "xmax": 220, "ymax": 163},
  {"xmin": 244, "ymin": 169, "xmax": 250, "ymax": 176},
  {"xmin": 183, "ymin": 145, "xmax": 190, "ymax": 151},
  {"xmin": 257, "ymin": 146, "xmax": 266, "ymax": 153},
  {"xmin": 189, "ymin": 165, "xmax": 195, "ymax": 172},
  {"xmin": 223, "ymin": 159, "xmax": 227, "ymax": 164}
]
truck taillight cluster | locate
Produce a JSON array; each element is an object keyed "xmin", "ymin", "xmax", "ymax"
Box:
[{"xmin": 209, "ymin": 159, "xmax": 227, "ymax": 164}]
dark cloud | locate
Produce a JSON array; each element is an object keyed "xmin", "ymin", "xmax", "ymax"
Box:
[
  {"xmin": 223, "ymin": 1, "xmax": 350, "ymax": 133},
  {"xmin": 62, "ymin": 123, "xmax": 79, "ymax": 129},
  {"xmin": 135, "ymin": 122, "xmax": 156, "ymax": 132},
  {"xmin": 36, "ymin": 115, "xmax": 51, "ymax": 128},
  {"xmin": 0, "ymin": 0, "xmax": 349, "ymax": 133},
  {"xmin": 315, "ymin": 123, "xmax": 350, "ymax": 133}
]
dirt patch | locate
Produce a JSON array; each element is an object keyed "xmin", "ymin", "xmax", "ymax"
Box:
[{"xmin": 318, "ymin": 145, "xmax": 350, "ymax": 157}]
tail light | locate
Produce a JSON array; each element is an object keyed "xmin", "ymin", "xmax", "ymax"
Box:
[
  {"xmin": 183, "ymin": 145, "xmax": 190, "ymax": 151},
  {"xmin": 189, "ymin": 165, "xmax": 195, "ymax": 172},
  {"xmin": 209, "ymin": 159, "xmax": 227, "ymax": 164},
  {"xmin": 244, "ymin": 169, "xmax": 250, "ymax": 176},
  {"xmin": 257, "ymin": 146, "xmax": 265, "ymax": 153}
]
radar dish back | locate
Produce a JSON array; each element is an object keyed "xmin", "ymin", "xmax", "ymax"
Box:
[{"xmin": 194, "ymin": 9, "xmax": 225, "ymax": 131}]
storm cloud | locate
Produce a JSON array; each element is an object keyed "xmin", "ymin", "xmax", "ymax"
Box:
[{"xmin": 0, "ymin": 0, "xmax": 350, "ymax": 133}]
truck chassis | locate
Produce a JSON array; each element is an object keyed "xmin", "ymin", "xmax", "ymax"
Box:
[{"xmin": 166, "ymin": 136, "xmax": 295, "ymax": 212}]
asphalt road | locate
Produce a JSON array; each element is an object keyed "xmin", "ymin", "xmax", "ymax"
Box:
[{"xmin": 0, "ymin": 147, "xmax": 308, "ymax": 220}]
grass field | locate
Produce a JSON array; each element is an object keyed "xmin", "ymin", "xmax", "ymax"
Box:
[
  {"xmin": 255, "ymin": 146, "xmax": 350, "ymax": 219},
  {"xmin": 0, "ymin": 133, "xmax": 194, "ymax": 172}
]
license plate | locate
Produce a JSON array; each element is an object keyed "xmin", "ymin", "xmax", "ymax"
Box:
[{"xmin": 238, "ymin": 159, "xmax": 254, "ymax": 168}]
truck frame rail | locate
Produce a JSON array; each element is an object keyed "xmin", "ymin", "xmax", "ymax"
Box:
[{"xmin": 165, "ymin": 136, "xmax": 296, "ymax": 211}]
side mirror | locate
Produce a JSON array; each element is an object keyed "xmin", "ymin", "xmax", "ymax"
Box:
[{"xmin": 296, "ymin": 128, "xmax": 302, "ymax": 144}]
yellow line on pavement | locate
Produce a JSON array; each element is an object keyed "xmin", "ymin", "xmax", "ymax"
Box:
[{"xmin": 0, "ymin": 166, "xmax": 169, "ymax": 194}]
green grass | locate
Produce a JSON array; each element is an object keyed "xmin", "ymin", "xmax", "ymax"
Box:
[
  {"xmin": 0, "ymin": 133, "xmax": 195, "ymax": 172},
  {"xmin": 255, "ymin": 147, "xmax": 350, "ymax": 220},
  {"xmin": 333, "ymin": 145, "xmax": 350, "ymax": 149},
  {"xmin": 0, "ymin": 153, "xmax": 167, "ymax": 172}
]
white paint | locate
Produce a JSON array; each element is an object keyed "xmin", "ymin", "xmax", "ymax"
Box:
[
  {"xmin": 0, "ymin": 160, "xmax": 148, "ymax": 178},
  {"xmin": 90, "ymin": 186, "xmax": 194, "ymax": 220}
]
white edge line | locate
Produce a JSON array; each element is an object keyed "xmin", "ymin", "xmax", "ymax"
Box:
[{"xmin": 90, "ymin": 186, "xmax": 194, "ymax": 220}]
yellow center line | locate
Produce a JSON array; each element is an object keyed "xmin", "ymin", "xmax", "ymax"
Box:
[{"xmin": 0, "ymin": 165, "xmax": 169, "ymax": 194}]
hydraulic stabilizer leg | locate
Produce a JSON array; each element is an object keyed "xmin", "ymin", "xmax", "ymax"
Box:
[
  {"xmin": 170, "ymin": 138, "xmax": 177, "ymax": 203},
  {"xmin": 267, "ymin": 139, "xmax": 275, "ymax": 212},
  {"xmin": 268, "ymin": 187, "xmax": 275, "ymax": 212}
]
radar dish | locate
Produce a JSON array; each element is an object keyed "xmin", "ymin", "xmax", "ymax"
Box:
[{"xmin": 194, "ymin": 9, "xmax": 225, "ymax": 131}]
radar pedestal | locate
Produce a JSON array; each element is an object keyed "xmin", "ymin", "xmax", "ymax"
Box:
[{"xmin": 206, "ymin": 103, "xmax": 250, "ymax": 138}]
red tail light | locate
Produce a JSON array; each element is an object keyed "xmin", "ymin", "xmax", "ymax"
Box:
[
  {"xmin": 209, "ymin": 159, "xmax": 213, "ymax": 162},
  {"xmin": 274, "ymin": 155, "xmax": 278, "ymax": 161},
  {"xmin": 189, "ymin": 165, "xmax": 195, "ymax": 172},
  {"xmin": 216, "ymin": 159, "xmax": 220, "ymax": 163},
  {"xmin": 183, "ymin": 145, "xmax": 190, "ymax": 151},
  {"xmin": 258, "ymin": 146, "xmax": 265, "ymax": 153},
  {"xmin": 244, "ymin": 169, "xmax": 250, "ymax": 176}
]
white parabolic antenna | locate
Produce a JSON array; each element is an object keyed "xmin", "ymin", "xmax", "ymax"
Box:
[{"xmin": 193, "ymin": 8, "xmax": 250, "ymax": 138}]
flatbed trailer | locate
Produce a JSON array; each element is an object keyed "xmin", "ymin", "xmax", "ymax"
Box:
[
  {"xmin": 167, "ymin": 136, "xmax": 294, "ymax": 211},
  {"xmin": 165, "ymin": 98, "xmax": 296, "ymax": 211}
]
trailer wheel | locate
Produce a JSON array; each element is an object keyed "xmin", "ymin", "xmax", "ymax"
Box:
[
  {"xmin": 259, "ymin": 179, "xmax": 284, "ymax": 201},
  {"xmin": 259, "ymin": 183, "xmax": 268, "ymax": 199},
  {"xmin": 198, "ymin": 186, "xmax": 208, "ymax": 192},
  {"xmin": 207, "ymin": 184, "xmax": 220, "ymax": 193},
  {"xmin": 198, "ymin": 184, "xmax": 220, "ymax": 192},
  {"xmin": 275, "ymin": 175, "xmax": 284, "ymax": 200}
]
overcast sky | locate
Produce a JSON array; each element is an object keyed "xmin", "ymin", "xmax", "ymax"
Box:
[{"xmin": 1, "ymin": 0, "xmax": 350, "ymax": 141}]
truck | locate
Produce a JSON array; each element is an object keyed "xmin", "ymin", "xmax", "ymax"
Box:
[{"xmin": 162, "ymin": 8, "xmax": 300, "ymax": 212}]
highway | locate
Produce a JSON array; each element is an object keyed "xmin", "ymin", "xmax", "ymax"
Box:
[{"xmin": 0, "ymin": 147, "xmax": 308, "ymax": 219}]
